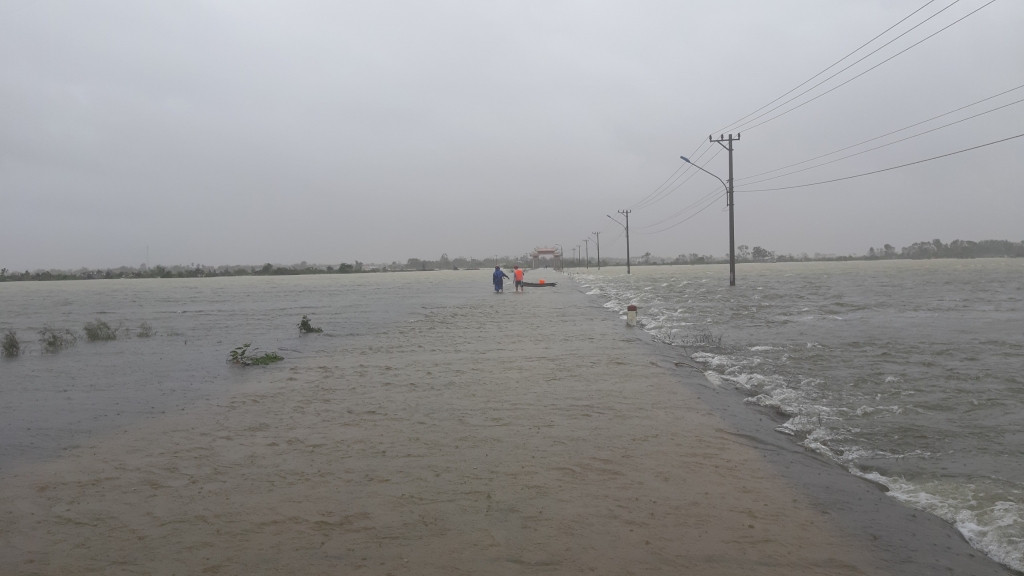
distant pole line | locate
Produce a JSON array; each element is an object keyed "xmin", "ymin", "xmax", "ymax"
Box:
[
  {"xmin": 592, "ymin": 232, "xmax": 601, "ymax": 270},
  {"xmin": 736, "ymin": 132, "xmax": 1024, "ymax": 192}
]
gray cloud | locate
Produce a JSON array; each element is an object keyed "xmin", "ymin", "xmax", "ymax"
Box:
[{"xmin": 1, "ymin": 0, "xmax": 1021, "ymax": 269}]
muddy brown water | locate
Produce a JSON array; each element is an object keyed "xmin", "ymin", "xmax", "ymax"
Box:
[{"xmin": 0, "ymin": 272, "xmax": 1014, "ymax": 574}]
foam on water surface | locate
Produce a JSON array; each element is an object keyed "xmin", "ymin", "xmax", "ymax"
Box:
[{"xmin": 576, "ymin": 260, "xmax": 1024, "ymax": 571}]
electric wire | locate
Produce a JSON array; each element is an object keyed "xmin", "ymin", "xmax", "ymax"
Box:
[
  {"xmin": 636, "ymin": 182, "xmax": 723, "ymax": 229},
  {"xmin": 738, "ymin": 97, "xmax": 1024, "ymax": 187},
  {"xmin": 716, "ymin": 0, "xmax": 940, "ymax": 134},
  {"xmin": 630, "ymin": 139, "xmax": 710, "ymax": 210},
  {"xmin": 738, "ymin": 0, "xmax": 998, "ymax": 133},
  {"xmin": 633, "ymin": 146, "xmax": 723, "ymax": 210},
  {"xmin": 735, "ymin": 83, "xmax": 1024, "ymax": 182},
  {"xmin": 736, "ymin": 132, "xmax": 1024, "ymax": 192},
  {"xmin": 636, "ymin": 192, "xmax": 727, "ymax": 236}
]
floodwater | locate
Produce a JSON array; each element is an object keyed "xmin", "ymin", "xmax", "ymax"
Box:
[
  {"xmin": 1, "ymin": 269, "xmax": 933, "ymax": 575},
  {"xmin": 0, "ymin": 273, "xmax": 488, "ymax": 470},
  {"xmin": 576, "ymin": 258, "xmax": 1024, "ymax": 571}
]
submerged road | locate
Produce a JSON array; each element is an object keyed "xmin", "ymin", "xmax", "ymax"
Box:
[{"xmin": 0, "ymin": 279, "xmax": 1011, "ymax": 575}]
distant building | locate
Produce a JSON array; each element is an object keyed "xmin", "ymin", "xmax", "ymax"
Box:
[{"xmin": 530, "ymin": 247, "xmax": 562, "ymax": 269}]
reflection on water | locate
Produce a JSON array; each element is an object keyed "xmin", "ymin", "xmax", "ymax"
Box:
[{"xmin": 577, "ymin": 259, "xmax": 1024, "ymax": 571}]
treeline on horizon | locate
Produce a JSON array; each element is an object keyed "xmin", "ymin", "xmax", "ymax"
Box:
[{"xmin": 1, "ymin": 239, "xmax": 1021, "ymax": 282}]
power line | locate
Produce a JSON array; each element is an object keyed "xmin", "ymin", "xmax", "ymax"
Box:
[
  {"xmin": 634, "ymin": 147, "xmax": 723, "ymax": 210},
  {"xmin": 636, "ymin": 182, "xmax": 722, "ymax": 229},
  {"xmin": 738, "ymin": 97, "xmax": 1024, "ymax": 187},
  {"xmin": 635, "ymin": 192, "xmax": 727, "ymax": 236},
  {"xmin": 631, "ymin": 140, "xmax": 715, "ymax": 210},
  {"xmin": 736, "ymin": 132, "xmax": 1024, "ymax": 192},
  {"xmin": 736, "ymin": 83, "xmax": 1024, "ymax": 183},
  {"xmin": 716, "ymin": 0, "xmax": 941, "ymax": 134},
  {"xmin": 739, "ymin": 0, "xmax": 998, "ymax": 133}
]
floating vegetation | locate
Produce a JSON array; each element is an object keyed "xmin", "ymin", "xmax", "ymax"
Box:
[
  {"xmin": 688, "ymin": 326, "xmax": 723, "ymax": 347},
  {"xmin": 83, "ymin": 319, "xmax": 118, "ymax": 341},
  {"xmin": 1, "ymin": 330, "xmax": 19, "ymax": 357},
  {"xmin": 39, "ymin": 327, "xmax": 77, "ymax": 353},
  {"xmin": 298, "ymin": 315, "xmax": 323, "ymax": 333},
  {"xmin": 229, "ymin": 343, "xmax": 283, "ymax": 366},
  {"xmin": 136, "ymin": 322, "xmax": 154, "ymax": 338}
]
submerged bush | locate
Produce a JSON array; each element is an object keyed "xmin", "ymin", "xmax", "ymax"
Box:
[
  {"xmin": 1, "ymin": 330, "xmax": 19, "ymax": 357},
  {"xmin": 229, "ymin": 343, "xmax": 283, "ymax": 366},
  {"xmin": 688, "ymin": 326, "xmax": 723, "ymax": 347},
  {"xmin": 298, "ymin": 315, "xmax": 323, "ymax": 333},
  {"xmin": 40, "ymin": 327, "xmax": 77, "ymax": 353},
  {"xmin": 84, "ymin": 319, "xmax": 118, "ymax": 341},
  {"xmin": 136, "ymin": 322, "xmax": 154, "ymax": 338}
]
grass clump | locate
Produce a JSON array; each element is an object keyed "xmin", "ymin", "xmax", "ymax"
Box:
[
  {"xmin": 688, "ymin": 326, "xmax": 723, "ymax": 347},
  {"xmin": 84, "ymin": 319, "xmax": 119, "ymax": 341},
  {"xmin": 2, "ymin": 330, "xmax": 19, "ymax": 357},
  {"xmin": 229, "ymin": 343, "xmax": 283, "ymax": 366},
  {"xmin": 298, "ymin": 315, "xmax": 323, "ymax": 333},
  {"xmin": 40, "ymin": 327, "xmax": 77, "ymax": 353},
  {"xmin": 136, "ymin": 322, "xmax": 154, "ymax": 338}
]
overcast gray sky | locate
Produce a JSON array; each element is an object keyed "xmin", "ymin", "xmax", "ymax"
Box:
[{"xmin": 1, "ymin": 0, "xmax": 1022, "ymax": 270}]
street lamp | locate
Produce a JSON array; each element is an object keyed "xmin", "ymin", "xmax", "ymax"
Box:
[{"xmin": 681, "ymin": 155, "xmax": 735, "ymax": 286}]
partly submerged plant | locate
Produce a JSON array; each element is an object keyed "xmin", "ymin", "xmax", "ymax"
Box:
[
  {"xmin": 229, "ymin": 343, "xmax": 283, "ymax": 366},
  {"xmin": 298, "ymin": 315, "xmax": 323, "ymax": 334},
  {"xmin": 136, "ymin": 322, "xmax": 154, "ymax": 338},
  {"xmin": 688, "ymin": 326, "xmax": 723, "ymax": 347},
  {"xmin": 1, "ymin": 330, "xmax": 19, "ymax": 357},
  {"xmin": 40, "ymin": 327, "xmax": 77, "ymax": 353},
  {"xmin": 83, "ymin": 319, "xmax": 118, "ymax": 341}
]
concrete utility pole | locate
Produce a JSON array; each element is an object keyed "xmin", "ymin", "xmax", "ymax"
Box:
[
  {"xmin": 618, "ymin": 210, "xmax": 631, "ymax": 275},
  {"xmin": 576, "ymin": 245, "xmax": 581, "ymax": 266},
  {"xmin": 710, "ymin": 133, "xmax": 740, "ymax": 286},
  {"xmin": 591, "ymin": 232, "xmax": 601, "ymax": 269},
  {"xmin": 582, "ymin": 238, "xmax": 590, "ymax": 269},
  {"xmin": 571, "ymin": 247, "xmax": 577, "ymax": 267}
]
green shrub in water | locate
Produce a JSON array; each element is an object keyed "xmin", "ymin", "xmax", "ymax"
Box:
[
  {"xmin": 84, "ymin": 319, "xmax": 118, "ymax": 341},
  {"xmin": 298, "ymin": 315, "xmax": 323, "ymax": 333},
  {"xmin": 136, "ymin": 322, "xmax": 154, "ymax": 338},
  {"xmin": 40, "ymin": 327, "xmax": 77, "ymax": 353},
  {"xmin": 1, "ymin": 330, "xmax": 19, "ymax": 357},
  {"xmin": 229, "ymin": 343, "xmax": 283, "ymax": 366}
]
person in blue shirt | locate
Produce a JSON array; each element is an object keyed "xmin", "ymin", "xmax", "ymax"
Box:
[{"xmin": 492, "ymin": 266, "xmax": 510, "ymax": 293}]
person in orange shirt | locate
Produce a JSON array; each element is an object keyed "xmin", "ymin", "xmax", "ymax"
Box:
[{"xmin": 513, "ymin": 266, "xmax": 525, "ymax": 292}]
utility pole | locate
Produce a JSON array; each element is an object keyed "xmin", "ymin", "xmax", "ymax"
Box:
[
  {"xmin": 571, "ymin": 247, "xmax": 577, "ymax": 267},
  {"xmin": 582, "ymin": 238, "xmax": 590, "ymax": 269},
  {"xmin": 591, "ymin": 232, "xmax": 600, "ymax": 269},
  {"xmin": 576, "ymin": 245, "xmax": 581, "ymax": 266},
  {"xmin": 618, "ymin": 210, "xmax": 631, "ymax": 274},
  {"xmin": 710, "ymin": 133, "xmax": 740, "ymax": 286}
]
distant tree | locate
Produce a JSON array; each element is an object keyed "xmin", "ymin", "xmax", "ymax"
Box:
[
  {"xmin": 642, "ymin": 252, "xmax": 652, "ymax": 264},
  {"xmin": 883, "ymin": 244, "xmax": 896, "ymax": 258},
  {"xmin": 737, "ymin": 245, "xmax": 750, "ymax": 260},
  {"xmin": 752, "ymin": 246, "xmax": 772, "ymax": 261}
]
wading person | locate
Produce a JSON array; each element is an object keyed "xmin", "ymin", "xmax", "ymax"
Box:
[
  {"xmin": 513, "ymin": 265, "xmax": 525, "ymax": 292},
  {"xmin": 493, "ymin": 266, "xmax": 509, "ymax": 293}
]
